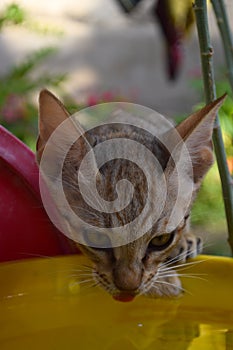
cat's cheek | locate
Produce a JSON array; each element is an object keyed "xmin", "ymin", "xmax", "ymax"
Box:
[
  {"xmin": 143, "ymin": 255, "xmax": 170, "ymax": 275},
  {"xmin": 160, "ymin": 275, "xmax": 182, "ymax": 297},
  {"xmin": 146, "ymin": 274, "xmax": 182, "ymax": 298}
]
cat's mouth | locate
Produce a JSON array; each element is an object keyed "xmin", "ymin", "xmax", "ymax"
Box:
[{"xmin": 113, "ymin": 292, "xmax": 136, "ymax": 302}]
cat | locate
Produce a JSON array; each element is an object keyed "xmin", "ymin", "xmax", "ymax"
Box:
[{"xmin": 36, "ymin": 89, "xmax": 225, "ymax": 301}]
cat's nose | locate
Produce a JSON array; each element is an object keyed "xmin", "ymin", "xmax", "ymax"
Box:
[{"xmin": 113, "ymin": 264, "xmax": 142, "ymax": 292}]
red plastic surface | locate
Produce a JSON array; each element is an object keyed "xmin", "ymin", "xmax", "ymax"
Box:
[{"xmin": 0, "ymin": 126, "xmax": 79, "ymax": 262}]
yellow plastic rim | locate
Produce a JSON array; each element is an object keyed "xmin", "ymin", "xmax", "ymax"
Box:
[{"xmin": 0, "ymin": 255, "xmax": 233, "ymax": 350}]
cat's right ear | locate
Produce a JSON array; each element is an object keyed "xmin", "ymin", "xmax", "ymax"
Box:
[
  {"xmin": 37, "ymin": 89, "xmax": 71, "ymax": 163},
  {"xmin": 175, "ymin": 94, "xmax": 226, "ymax": 184}
]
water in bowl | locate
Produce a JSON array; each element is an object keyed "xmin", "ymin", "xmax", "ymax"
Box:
[{"xmin": 0, "ymin": 255, "xmax": 232, "ymax": 349}]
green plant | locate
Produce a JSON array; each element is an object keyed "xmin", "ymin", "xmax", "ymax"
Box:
[
  {"xmin": 190, "ymin": 75, "xmax": 233, "ymax": 159},
  {"xmin": 175, "ymin": 75, "xmax": 233, "ymax": 232},
  {"xmin": 191, "ymin": 164, "xmax": 226, "ymax": 228},
  {"xmin": 0, "ymin": 48, "xmax": 67, "ymax": 150},
  {"xmin": 0, "ymin": 3, "xmax": 26, "ymax": 28},
  {"xmin": 0, "ymin": 3, "xmax": 63, "ymax": 35},
  {"xmin": 0, "ymin": 3, "xmax": 67, "ymax": 150}
]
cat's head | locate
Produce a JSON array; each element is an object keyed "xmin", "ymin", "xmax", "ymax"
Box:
[{"xmin": 37, "ymin": 90, "xmax": 225, "ymax": 300}]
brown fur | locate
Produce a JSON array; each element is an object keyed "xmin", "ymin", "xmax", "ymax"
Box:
[{"xmin": 37, "ymin": 90, "xmax": 226, "ymax": 298}]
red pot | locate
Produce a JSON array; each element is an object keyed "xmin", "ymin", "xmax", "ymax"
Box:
[{"xmin": 0, "ymin": 126, "xmax": 79, "ymax": 262}]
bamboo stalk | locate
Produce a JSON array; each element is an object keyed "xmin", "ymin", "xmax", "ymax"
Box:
[
  {"xmin": 193, "ymin": 0, "xmax": 233, "ymax": 255},
  {"xmin": 211, "ymin": 0, "xmax": 233, "ymax": 93}
]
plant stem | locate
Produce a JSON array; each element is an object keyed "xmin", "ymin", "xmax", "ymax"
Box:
[
  {"xmin": 194, "ymin": 0, "xmax": 233, "ymax": 255},
  {"xmin": 211, "ymin": 0, "xmax": 233, "ymax": 93}
]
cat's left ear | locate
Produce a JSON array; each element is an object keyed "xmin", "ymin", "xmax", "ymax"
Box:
[
  {"xmin": 176, "ymin": 94, "xmax": 226, "ymax": 184},
  {"xmin": 36, "ymin": 89, "xmax": 71, "ymax": 163}
]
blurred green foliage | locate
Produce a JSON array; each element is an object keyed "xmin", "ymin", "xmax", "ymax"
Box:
[
  {"xmin": 0, "ymin": 47, "xmax": 67, "ymax": 150},
  {"xmin": 177, "ymin": 74, "xmax": 233, "ymax": 232},
  {"xmin": 1, "ymin": 4, "xmax": 232, "ymax": 243},
  {"xmin": 0, "ymin": 3, "xmax": 63, "ymax": 34},
  {"xmin": 0, "ymin": 3, "xmax": 25, "ymax": 28},
  {"xmin": 0, "ymin": 3, "xmax": 67, "ymax": 150},
  {"xmin": 190, "ymin": 74, "xmax": 233, "ymax": 158},
  {"xmin": 0, "ymin": 3, "xmax": 130, "ymax": 150}
]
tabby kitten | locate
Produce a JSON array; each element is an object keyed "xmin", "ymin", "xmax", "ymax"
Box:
[{"xmin": 37, "ymin": 90, "xmax": 225, "ymax": 301}]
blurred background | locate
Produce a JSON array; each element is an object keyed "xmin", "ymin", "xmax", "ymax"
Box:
[{"xmin": 0, "ymin": 0, "xmax": 232, "ymax": 255}]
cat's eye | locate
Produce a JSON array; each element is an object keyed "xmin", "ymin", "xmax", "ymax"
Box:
[
  {"xmin": 148, "ymin": 232, "xmax": 175, "ymax": 251},
  {"xmin": 84, "ymin": 231, "xmax": 111, "ymax": 249}
]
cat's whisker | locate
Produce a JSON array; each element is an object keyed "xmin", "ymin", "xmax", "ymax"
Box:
[
  {"xmin": 162, "ymin": 244, "xmax": 201, "ymax": 267},
  {"xmin": 157, "ymin": 273, "xmax": 208, "ymax": 282},
  {"xmin": 73, "ymin": 269, "xmax": 100, "ymax": 290},
  {"xmin": 158, "ymin": 272, "xmax": 207, "ymax": 277},
  {"xmin": 70, "ymin": 267, "xmax": 93, "ymax": 273},
  {"xmin": 155, "ymin": 279, "xmax": 192, "ymax": 295},
  {"xmin": 173, "ymin": 259, "xmax": 208, "ymax": 271},
  {"xmin": 81, "ymin": 264, "xmax": 93, "ymax": 270},
  {"xmin": 70, "ymin": 278, "xmax": 94, "ymax": 286},
  {"xmin": 163, "ymin": 251, "xmax": 190, "ymax": 267},
  {"xmin": 139, "ymin": 283, "xmax": 160, "ymax": 296},
  {"xmin": 143, "ymin": 280, "xmax": 161, "ymax": 295},
  {"xmin": 38, "ymin": 267, "xmax": 91, "ymax": 278},
  {"xmin": 196, "ymin": 237, "xmax": 215, "ymax": 252},
  {"xmin": 177, "ymin": 274, "xmax": 208, "ymax": 282},
  {"xmin": 68, "ymin": 271, "xmax": 93, "ymax": 276},
  {"xmin": 74, "ymin": 282, "xmax": 99, "ymax": 292},
  {"xmin": 89, "ymin": 281, "xmax": 101, "ymax": 289},
  {"xmin": 69, "ymin": 271, "xmax": 93, "ymax": 275},
  {"xmin": 68, "ymin": 273, "xmax": 93, "ymax": 278},
  {"xmin": 46, "ymin": 265, "xmax": 93, "ymax": 277},
  {"xmin": 159, "ymin": 258, "xmax": 207, "ymax": 273},
  {"xmin": 161, "ymin": 256, "xmax": 189, "ymax": 269}
]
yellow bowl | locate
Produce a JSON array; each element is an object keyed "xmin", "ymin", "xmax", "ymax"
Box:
[{"xmin": 0, "ymin": 255, "xmax": 233, "ymax": 350}]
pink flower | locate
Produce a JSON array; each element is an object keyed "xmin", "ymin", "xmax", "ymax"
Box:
[
  {"xmin": 87, "ymin": 94, "xmax": 99, "ymax": 106},
  {"xmin": 1, "ymin": 94, "xmax": 26, "ymax": 123},
  {"xmin": 101, "ymin": 91, "xmax": 115, "ymax": 102},
  {"xmin": 85, "ymin": 89, "xmax": 136, "ymax": 107}
]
